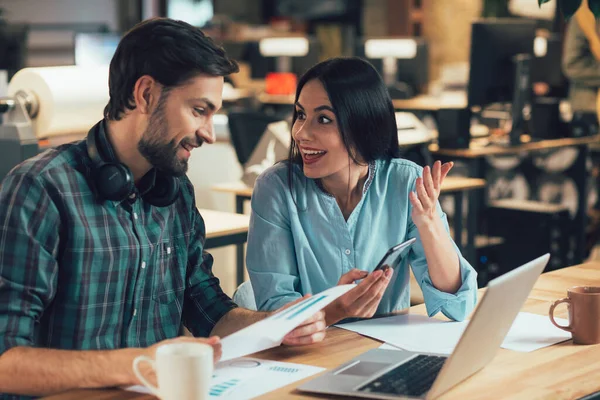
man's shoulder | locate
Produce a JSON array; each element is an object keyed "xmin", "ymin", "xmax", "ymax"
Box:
[{"xmin": 5, "ymin": 141, "xmax": 88, "ymax": 185}]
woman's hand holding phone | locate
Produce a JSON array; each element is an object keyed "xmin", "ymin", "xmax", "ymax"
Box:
[{"xmin": 324, "ymin": 268, "xmax": 393, "ymax": 326}]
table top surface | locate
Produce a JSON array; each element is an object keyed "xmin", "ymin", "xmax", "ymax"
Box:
[
  {"xmin": 44, "ymin": 262, "xmax": 600, "ymax": 400},
  {"xmin": 431, "ymin": 135, "xmax": 600, "ymax": 158},
  {"xmin": 211, "ymin": 176, "xmax": 486, "ymax": 198},
  {"xmin": 199, "ymin": 208, "xmax": 249, "ymax": 239},
  {"xmin": 257, "ymin": 93, "xmax": 467, "ymax": 111},
  {"xmin": 392, "ymin": 95, "xmax": 466, "ymax": 111}
]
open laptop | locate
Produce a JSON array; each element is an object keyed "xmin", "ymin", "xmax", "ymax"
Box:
[{"xmin": 298, "ymin": 253, "xmax": 550, "ymax": 399}]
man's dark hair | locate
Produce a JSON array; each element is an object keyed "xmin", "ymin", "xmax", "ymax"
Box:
[{"xmin": 104, "ymin": 18, "xmax": 239, "ymax": 121}]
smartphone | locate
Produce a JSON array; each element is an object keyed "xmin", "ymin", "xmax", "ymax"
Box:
[{"xmin": 373, "ymin": 238, "xmax": 416, "ymax": 272}]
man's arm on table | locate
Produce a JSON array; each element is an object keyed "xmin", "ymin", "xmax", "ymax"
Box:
[{"xmin": 0, "ymin": 346, "xmax": 141, "ymax": 396}]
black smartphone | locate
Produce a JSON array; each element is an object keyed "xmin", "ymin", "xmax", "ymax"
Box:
[{"xmin": 373, "ymin": 238, "xmax": 416, "ymax": 272}]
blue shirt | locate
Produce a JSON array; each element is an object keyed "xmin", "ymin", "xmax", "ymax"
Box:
[{"xmin": 246, "ymin": 158, "xmax": 477, "ymax": 321}]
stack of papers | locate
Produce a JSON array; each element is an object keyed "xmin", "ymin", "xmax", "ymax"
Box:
[
  {"xmin": 128, "ymin": 358, "xmax": 325, "ymax": 399},
  {"xmin": 338, "ymin": 312, "xmax": 571, "ymax": 355}
]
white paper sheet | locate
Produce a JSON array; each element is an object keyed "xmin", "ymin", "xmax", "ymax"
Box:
[
  {"xmin": 221, "ymin": 284, "xmax": 354, "ymax": 361},
  {"xmin": 338, "ymin": 312, "xmax": 571, "ymax": 355},
  {"xmin": 378, "ymin": 343, "xmax": 403, "ymax": 351},
  {"xmin": 339, "ymin": 314, "xmax": 465, "ymax": 355},
  {"xmin": 500, "ymin": 312, "xmax": 572, "ymax": 352},
  {"xmin": 127, "ymin": 358, "xmax": 325, "ymax": 399}
]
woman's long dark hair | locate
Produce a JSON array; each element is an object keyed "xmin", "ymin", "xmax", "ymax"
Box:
[{"xmin": 287, "ymin": 57, "xmax": 401, "ymax": 199}]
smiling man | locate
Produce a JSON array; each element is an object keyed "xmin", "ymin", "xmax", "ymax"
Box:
[{"xmin": 0, "ymin": 18, "xmax": 326, "ymax": 399}]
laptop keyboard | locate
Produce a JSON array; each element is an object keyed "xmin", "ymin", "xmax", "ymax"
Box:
[{"xmin": 357, "ymin": 355, "xmax": 447, "ymax": 397}]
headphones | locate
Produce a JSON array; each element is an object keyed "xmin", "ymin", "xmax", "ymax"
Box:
[{"xmin": 86, "ymin": 120, "xmax": 180, "ymax": 207}]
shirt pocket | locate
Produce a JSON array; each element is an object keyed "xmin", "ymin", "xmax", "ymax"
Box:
[{"xmin": 151, "ymin": 241, "xmax": 186, "ymax": 305}]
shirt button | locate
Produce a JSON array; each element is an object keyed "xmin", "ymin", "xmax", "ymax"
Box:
[
  {"xmin": 345, "ymin": 249, "xmax": 351, "ymax": 255},
  {"xmin": 129, "ymin": 193, "xmax": 136, "ymax": 200},
  {"xmin": 133, "ymin": 212, "xmax": 138, "ymax": 220},
  {"xmin": 141, "ymin": 261, "xmax": 146, "ymax": 269}
]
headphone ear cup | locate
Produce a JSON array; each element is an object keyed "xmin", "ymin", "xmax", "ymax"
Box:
[
  {"xmin": 144, "ymin": 173, "xmax": 180, "ymax": 207},
  {"xmin": 95, "ymin": 163, "xmax": 134, "ymax": 202}
]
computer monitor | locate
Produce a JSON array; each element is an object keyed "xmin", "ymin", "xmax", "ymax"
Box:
[
  {"xmin": 0, "ymin": 24, "xmax": 28, "ymax": 80},
  {"xmin": 468, "ymin": 19, "xmax": 536, "ymax": 107},
  {"xmin": 355, "ymin": 37, "xmax": 428, "ymax": 99},
  {"xmin": 468, "ymin": 19, "xmax": 537, "ymax": 145},
  {"xmin": 74, "ymin": 32, "xmax": 121, "ymax": 66}
]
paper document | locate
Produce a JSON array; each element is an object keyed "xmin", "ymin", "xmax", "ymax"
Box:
[
  {"xmin": 127, "ymin": 358, "xmax": 325, "ymax": 399},
  {"xmin": 500, "ymin": 312, "xmax": 572, "ymax": 352},
  {"xmin": 339, "ymin": 314, "xmax": 466, "ymax": 355},
  {"xmin": 379, "ymin": 343, "xmax": 403, "ymax": 351},
  {"xmin": 221, "ymin": 284, "xmax": 354, "ymax": 361},
  {"xmin": 338, "ymin": 312, "xmax": 571, "ymax": 355}
]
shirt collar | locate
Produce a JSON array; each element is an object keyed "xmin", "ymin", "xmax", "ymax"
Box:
[{"xmin": 315, "ymin": 160, "xmax": 377, "ymax": 197}]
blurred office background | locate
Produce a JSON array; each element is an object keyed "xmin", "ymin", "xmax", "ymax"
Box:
[{"xmin": 3, "ymin": 0, "xmax": 598, "ymax": 298}]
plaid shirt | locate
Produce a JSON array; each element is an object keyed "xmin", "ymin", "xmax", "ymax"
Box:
[{"xmin": 0, "ymin": 140, "xmax": 237, "ymax": 361}]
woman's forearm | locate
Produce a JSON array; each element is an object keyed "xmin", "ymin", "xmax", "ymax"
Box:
[{"xmin": 416, "ymin": 216, "xmax": 462, "ymax": 293}]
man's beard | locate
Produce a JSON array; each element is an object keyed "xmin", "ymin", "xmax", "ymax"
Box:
[{"xmin": 138, "ymin": 102, "xmax": 189, "ymax": 177}]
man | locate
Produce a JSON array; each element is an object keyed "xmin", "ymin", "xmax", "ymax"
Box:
[{"xmin": 0, "ymin": 18, "xmax": 326, "ymax": 398}]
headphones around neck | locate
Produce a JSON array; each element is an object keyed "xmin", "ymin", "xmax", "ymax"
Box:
[{"xmin": 86, "ymin": 120, "xmax": 180, "ymax": 207}]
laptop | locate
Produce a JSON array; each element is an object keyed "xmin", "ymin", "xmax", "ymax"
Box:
[{"xmin": 298, "ymin": 253, "xmax": 550, "ymax": 399}]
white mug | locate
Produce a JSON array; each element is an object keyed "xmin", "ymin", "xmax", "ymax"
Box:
[{"xmin": 133, "ymin": 342, "xmax": 214, "ymax": 400}]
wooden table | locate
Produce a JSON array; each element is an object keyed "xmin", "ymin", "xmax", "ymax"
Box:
[
  {"xmin": 200, "ymin": 209, "xmax": 249, "ymax": 270},
  {"xmin": 431, "ymin": 135, "xmax": 600, "ymax": 158},
  {"xmin": 256, "ymin": 93, "xmax": 465, "ymax": 114},
  {"xmin": 392, "ymin": 95, "xmax": 466, "ymax": 112},
  {"xmin": 430, "ymin": 134, "xmax": 600, "ymax": 266},
  {"xmin": 212, "ymin": 176, "xmax": 486, "ymax": 285},
  {"xmin": 44, "ymin": 262, "xmax": 600, "ymax": 400}
]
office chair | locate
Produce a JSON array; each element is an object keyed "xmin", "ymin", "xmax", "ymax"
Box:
[
  {"xmin": 227, "ymin": 111, "xmax": 283, "ymax": 166},
  {"xmin": 232, "ymin": 280, "xmax": 257, "ymax": 311}
]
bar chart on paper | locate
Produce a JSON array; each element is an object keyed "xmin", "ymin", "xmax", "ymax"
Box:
[
  {"xmin": 209, "ymin": 358, "xmax": 325, "ymax": 399},
  {"xmin": 270, "ymin": 295, "xmax": 328, "ymax": 321},
  {"xmin": 209, "ymin": 378, "xmax": 243, "ymax": 397},
  {"xmin": 220, "ymin": 285, "xmax": 354, "ymax": 361},
  {"xmin": 126, "ymin": 358, "xmax": 324, "ymax": 399}
]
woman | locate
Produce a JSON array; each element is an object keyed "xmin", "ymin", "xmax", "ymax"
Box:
[{"xmin": 246, "ymin": 57, "xmax": 477, "ymax": 325}]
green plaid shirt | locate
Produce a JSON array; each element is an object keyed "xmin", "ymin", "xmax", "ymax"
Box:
[{"xmin": 0, "ymin": 140, "xmax": 237, "ymax": 360}]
